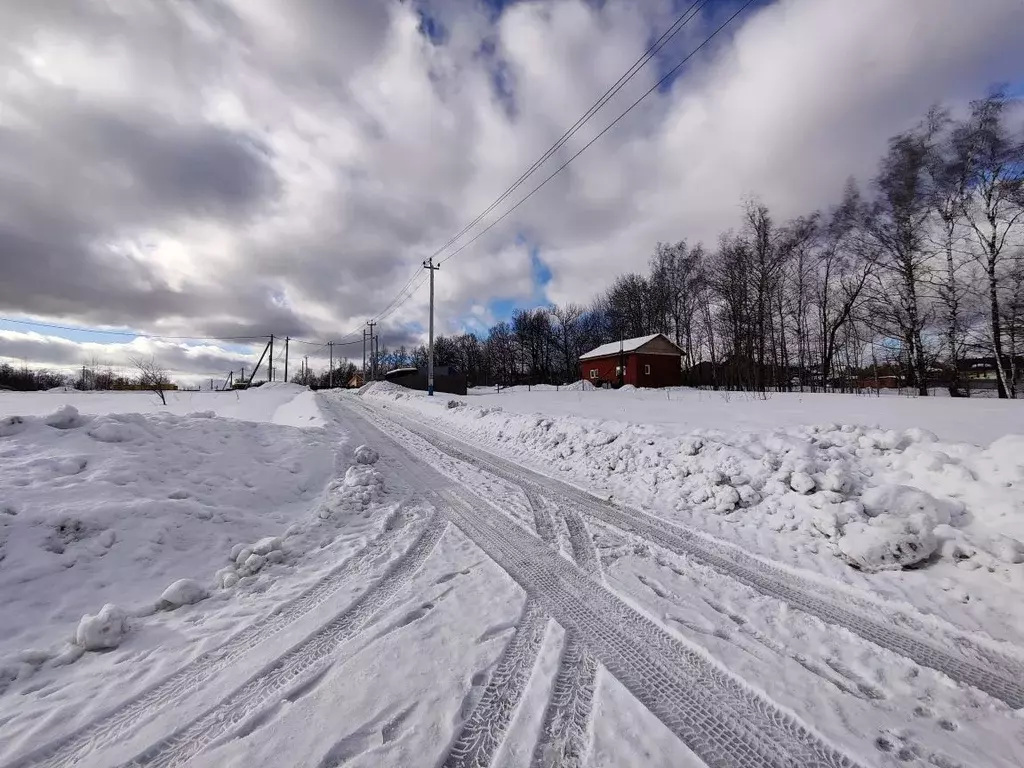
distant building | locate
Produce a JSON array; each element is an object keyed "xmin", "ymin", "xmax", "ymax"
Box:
[
  {"xmin": 383, "ymin": 365, "xmax": 467, "ymax": 396},
  {"xmin": 579, "ymin": 333, "xmax": 683, "ymax": 388},
  {"xmin": 347, "ymin": 373, "xmax": 365, "ymax": 388}
]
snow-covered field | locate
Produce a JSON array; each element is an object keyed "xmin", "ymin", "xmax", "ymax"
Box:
[
  {"xmin": 0, "ymin": 382, "xmax": 1022, "ymax": 767},
  {"xmin": 467, "ymin": 384, "xmax": 1023, "ymax": 445}
]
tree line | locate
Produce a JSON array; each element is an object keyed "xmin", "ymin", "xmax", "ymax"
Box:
[{"xmin": 359, "ymin": 90, "xmax": 1020, "ymax": 398}]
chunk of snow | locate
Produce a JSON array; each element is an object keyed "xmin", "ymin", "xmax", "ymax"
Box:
[
  {"xmin": 242, "ymin": 553, "xmax": 266, "ymax": 573},
  {"xmin": 345, "ymin": 464, "xmax": 380, "ymax": 488},
  {"xmin": 251, "ymin": 536, "xmax": 282, "ymax": 556},
  {"xmin": 216, "ymin": 567, "xmax": 239, "ymax": 589},
  {"xmin": 354, "ymin": 445, "xmax": 380, "ymax": 465},
  {"xmin": 86, "ymin": 419, "xmax": 144, "ymax": 444},
  {"xmin": 45, "ymin": 405, "xmax": 84, "ymax": 430},
  {"xmin": 790, "ymin": 472, "xmax": 816, "ymax": 494},
  {"xmin": 159, "ymin": 579, "xmax": 209, "ymax": 608},
  {"xmin": 837, "ymin": 513, "xmax": 937, "ymax": 571},
  {"xmin": 75, "ymin": 604, "xmax": 128, "ymax": 650},
  {"xmin": 860, "ymin": 484, "xmax": 955, "ymax": 525},
  {"xmin": 562, "ymin": 380, "xmax": 595, "ymax": 391},
  {"xmin": 235, "ymin": 547, "xmax": 253, "ymax": 566},
  {"xmin": 266, "ymin": 550, "xmax": 285, "ymax": 565}
]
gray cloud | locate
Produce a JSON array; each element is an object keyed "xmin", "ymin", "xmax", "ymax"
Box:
[{"xmin": 0, "ymin": 0, "xmax": 1022, "ymax": 372}]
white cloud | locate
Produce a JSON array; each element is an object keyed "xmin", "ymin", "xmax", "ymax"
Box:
[{"xmin": 0, "ymin": 0, "xmax": 1021, "ymax": 367}]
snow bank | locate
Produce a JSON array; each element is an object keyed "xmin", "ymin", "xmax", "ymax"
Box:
[
  {"xmin": 359, "ymin": 387, "xmax": 1024, "ymax": 582},
  {"xmin": 562, "ymin": 380, "xmax": 596, "ymax": 392},
  {"xmin": 211, "ymin": 442, "xmax": 388, "ymax": 594},
  {"xmin": 0, "ymin": 403, "xmax": 333, "ymax": 662},
  {"xmin": 452, "ymin": 385, "xmax": 1023, "ymax": 446},
  {"xmin": 0, "ymin": 383, "xmax": 321, "ymax": 426}
]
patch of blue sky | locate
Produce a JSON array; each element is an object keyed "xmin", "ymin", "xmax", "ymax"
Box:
[
  {"xmin": 450, "ymin": 245, "xmax": 553, "ymax": 332},
  {"xmin": 655, "ymin": 0, "xmax": 772, "ymax": 93},
  {"xmin": 1005, "ymin": 80, "xmax": 1024, "ymax": 98}
]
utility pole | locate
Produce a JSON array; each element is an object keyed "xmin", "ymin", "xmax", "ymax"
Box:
[
  {"xmin": 269, "ymin": 334, "xmax": 274, "ymax": 382},
  {"xmin": 328, "ymin": 341, "xmax": 334, "ymax": 388},
  {"xmin": 366, "ymin": 321, "xmax": 377, "ymax": 381},
  {"xmin": 362, "ymin": 329, "xmax": 368, "ymax": 384},
  {"xmin": 284, "ymin": 336, "xmax": 290, "ymax": 383},
  {"xmin": 423, "ymin": 257, "xmax": 439, "ymax": 395}
]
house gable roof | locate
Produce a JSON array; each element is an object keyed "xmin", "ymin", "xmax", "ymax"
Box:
[{"xmin": 579, "ymin": 333, "xmax": 682, "ymax": 361}]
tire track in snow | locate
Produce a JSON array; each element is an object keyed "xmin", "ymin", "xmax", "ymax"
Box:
[
  {"xmin": 376, "ymin": 404, "xmax": 1024, "ymax": 711},
  {"xmin": 120, "ymin": 515, "xmax": 447, "ymax": 768},
  {"xmin": 364, "ymin": 404, "xmax": 604, "ymax": 767},
  {"xmin": 530, "ymin": 634, "xmax": 598, "ymax": 768},
  {"xmin": 440, "ymin": 489, "xmax": 861, "ymax": 768},
  {"xmin": 338, "ymin": 399, "xmax": 863, "ymax": 768},
  {"xmin": 532, "ymin": 498, "xmax": 600, "ymax": 767},
  {"xmin": 442, "ymin": 601, "xmax": 549, "ymax": 768},
  {"xmin": 7, "ymin": 508, "xmax": 426, "ymax": 768},
  {"xmin": 441, "ymin": 446, "xmax": 555, "ymax": 767}
]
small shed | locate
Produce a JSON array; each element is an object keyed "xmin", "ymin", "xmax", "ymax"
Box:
[
  {"xmin": 579, "ymin": 333, "xmax": 683, "ymax": 388},
  {"xmin": 383, "ymin": 365, "xmax": 467, "ymax": 396}
]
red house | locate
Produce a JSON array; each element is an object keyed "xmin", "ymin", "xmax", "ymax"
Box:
[{"xmin": 579, "ymin": 333, "xmax": 683, "ymax": 388}]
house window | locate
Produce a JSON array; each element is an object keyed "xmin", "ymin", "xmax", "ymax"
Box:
[
  {"xmin": 589, "ymin": 369, "xmax": 599, "ymax": 379},
  {"xmin": 644, "ymin": 364, "xmax": 651, "ymax": 375}
]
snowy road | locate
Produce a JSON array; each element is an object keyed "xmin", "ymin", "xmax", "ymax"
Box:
[{"xmin": 4, "ymin": 390, "xmax": 1023, "ymax": 768}]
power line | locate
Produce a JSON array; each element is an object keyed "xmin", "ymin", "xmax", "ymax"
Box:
[
  {"xmin": 425, "ymin": 0, "xmax": 710, "ymax": 265},
  {"xmin": 0, "ymin": 316, "xmax": 269, "ymax": 342},
  {"xmin": 359, "ymin": 0, "xmax": 745, "ymax": 325},
  {"xmin": 332, "ymin": 3, "xmax": 710, "ymax": 336},
  {"xmin": 438, "ymin": 0, "xmax": 755, "ymax": 267}
]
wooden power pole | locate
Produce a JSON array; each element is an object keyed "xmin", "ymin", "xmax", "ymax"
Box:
[{"xmin": 423, "ymin": 257, "xmax": 439, "ymax": 395}]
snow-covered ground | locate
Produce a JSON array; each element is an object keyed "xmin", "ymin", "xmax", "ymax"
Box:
[
  {"xmin": 0, "ymin": 385, "xmax": 333, "ymax": 677},
  {"xmin": 466, "ymin": 384, "xmax": 1023, "ymax": 445},
  {"xmin": 0, "ymin": 383, "xmax": 325, "ymax": 428},
  {"xmin": 1, "ymin": 382, "xmax": 1022, "ymax": 767},
  {"xmin": 381, "ymin": 384, "xmax": 1024, "ymax": 582}
]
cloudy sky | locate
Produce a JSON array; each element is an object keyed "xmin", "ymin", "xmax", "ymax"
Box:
[{"xmin": 1, "ymin": 0, "xmax": 1022, "ymax": 383}]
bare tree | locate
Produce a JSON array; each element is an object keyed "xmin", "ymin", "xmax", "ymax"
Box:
[
  {"xmin": 551, "ymin": 303, "xmax": 584, "ymax": 383},
  {"xmin": 865, "ymin": 122, "xmax": 941, "ymax": 395},
  {"xmin": 131, "ymin": 356, "xmax": 170, "ymax": 405},
  {"xmin": 954, "ymin": 89, "xmax": 1024, "ymax": 398}
]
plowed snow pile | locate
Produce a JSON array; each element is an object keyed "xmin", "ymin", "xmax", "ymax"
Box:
[
  {"xmin": 0, "ymin": 398, "xmax": 332, "ymax": 679},
  {"xmin": 361, "ymin": 385, "xmax": 1024, "ymax": 583}
]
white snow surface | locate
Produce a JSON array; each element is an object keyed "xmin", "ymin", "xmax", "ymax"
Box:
[
  {"xmin": 362, "ymin": 382, "xmax": 1024, "ymax": 634},
  {"xmin": 464, "ymin": 384, "xmax": 1023, "ymax": 445},
  {"xmin": 0, "ymin": 387, "xmax": 333, "ymax": 668},
  {"xmin": 3, "ymin": 380, "xmax": 1024, "ymax": 767},
  {"xmin": 0, "ymin": 382, "xmax": 319, "ymax": 426}
]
